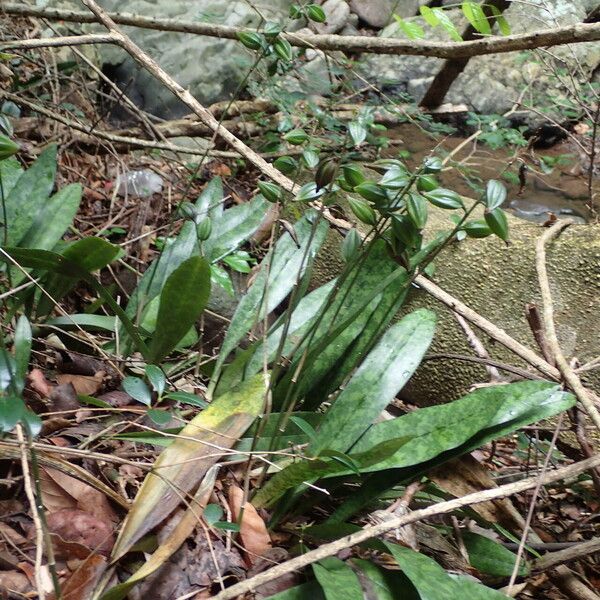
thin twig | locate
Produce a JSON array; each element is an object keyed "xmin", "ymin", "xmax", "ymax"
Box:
[
  {"xmin": 535, "ymin": 220, "xmax": 600, "ymax": 432},
  {"xmin": 212, "ymin": 453, "xmax": 600, "ymax": 600},
  {"xmin": 2, "ymin": 3, "xmax": 599, "ymax": 58}
]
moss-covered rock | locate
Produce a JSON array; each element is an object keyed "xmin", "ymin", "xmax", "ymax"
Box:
[{"xmin": 312, "ymin": 209, "xmax": 600, "ymax": 406}]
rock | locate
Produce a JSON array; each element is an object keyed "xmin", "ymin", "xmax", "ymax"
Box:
[
  {"xmin": 48, "ymin": 0, "xmax": 294, "ymax": 119},
  {"xmin": 350, "ymin": 0, "xmax": 418, "ymax": 27},
  {"xmin": 310, "ymin": 203, "xmax": 600, "ymax": 406},
  {"xmin": 363, "ymin": 0, "xmax": 600, "ymax": 123},
  {"xmin": 310, "ymin": 0, "xmax": 351, "ymax": 34}
]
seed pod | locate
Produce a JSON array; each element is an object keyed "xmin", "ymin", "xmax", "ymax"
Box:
[
  {"xmin": 283, "ymin": 129, "xmax": 309, "ymax": 145},
  {"xmin": 258, "ymin": 181, "xmax": 283, "ymax": 203},
  {"xmin": 348, "ymin": 197, "xmax": 377, "ymax": 226},
  {"xmin": 196, "ymin": 218, "xmax": 212, "ymax": 241},
  {"xmin": 315, "ymin": 158, "xmax": 337, "ymax": 191},
  {"xmin": 306, "ymin": 4, "xmax": 327, "ymax": 22},
  {"xmin": 423, "ymin": 156, "xmax": 443, "ymax": 173},
  {"xmin": 0, "ymin": 134, "xmax": 19, "ymax": 160},
  {"xmin": 237, "ymin": 31, "xmax": 264, "ymax": 51},
  {"xmin": 354, "ymin": 182, "xmax": 388, "ymax": 205},
  {"xmin": 178, "ymin": 201, "xmax": 198, "ymax": 222},
  {"xmin": 342, "ymin": 164, "xmax": 365, "ymax": 188},
  {"xmin": 274, "ymin": 38, "xmax": 293, "ymax": 62}
]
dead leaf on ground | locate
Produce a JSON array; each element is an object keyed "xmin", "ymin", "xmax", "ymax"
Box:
[
  {"xmin": 46, "ymin": 509, "xmax": 114, "ymax": 559},
  {"xmin": 40, "ymin": 467, "xmax": 119, "ymax": 524},
  {"xmin": 29, "ymin": 368, "xmax": 52, "ymax": 397},
  {"xmin": 55, "ymin": 554, "xmax": 108, "ymax": 600},
  {"xmin": 228, "ymin": 485, "xmax": 271, "ymax": 566},
  {"xmin": 56, "ymin": 372, "xmax": 104, "ymax": 396},
  {"xmin": 49, "ymin": 383, "xmax": 80, "ymax": 412},
  {"xmin": 0, "ymin": 570, "xmax": 31, "ymax": 594}
]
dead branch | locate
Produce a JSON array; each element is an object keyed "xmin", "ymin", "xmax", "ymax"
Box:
[
  {"xmin": 535, "ymin": 537, "xmax": 600, "ymax": 572},
  {"xmin": 0, "ymin": 33, "xmax": 113, "ymax": 50},
  {"xmin": 2, "ymin": 3, "xmax": 600, "ymax": 59},
  {"xmin": 535, "ymin": 220, "xmax": 600, "ymax": 433},
  {"xmin": 212, "ymin": 452, "xmax": 600, "ymax": 600}
]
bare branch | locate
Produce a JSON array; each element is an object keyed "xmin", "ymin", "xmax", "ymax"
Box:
[
  {"xmin": 212, "ymin": 452, "xmax": 600, "ymax": 600},
  {"xmin": 0, "ymin": 33, "xmax": 114, "ymax": 50},
  {"xmin": 2, "ymin": 2, "xmax": 599, "ymax": 59}
]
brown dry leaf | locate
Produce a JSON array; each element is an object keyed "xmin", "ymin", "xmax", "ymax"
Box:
[
  {"xmin": 0, "ymin": 570, "xmax": 31, "ymax": 594},
  {"xmin": 46, "ymin": 509, "xmax": 114, "ymax": 558},
  {"xmin": 429, "ymin": 455, "xmax": 525, "ymax": 531},
  {"xmin": 228, "ymin": 485, "xmax": 271, "ymax": 565},
  {"xmin": 56, "ymin": 554, "xmax": 108, "ymax": 600},
  {"xmin": 56, "ymin": 372, "xmax": 104, "ymax": 396},
  {"xmin": 49, "ymin": 383, "xmax": 80, "ymax": 412},
  {"xmin": 29, "ymin": 368, "xmax": 52, "ymax": 397},
  {"xmin": 40, "ymin": 467, "xmax": 119, "ymax": 524}
]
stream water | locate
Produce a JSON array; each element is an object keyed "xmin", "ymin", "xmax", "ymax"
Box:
[{"xmin": 386, "ymin": 124, "xmax": 594, "ymax": 223}]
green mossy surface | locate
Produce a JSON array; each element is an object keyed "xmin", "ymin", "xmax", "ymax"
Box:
[{"xmin": 312, "ymin": 209, "xmax": 600, "ymax": 405}]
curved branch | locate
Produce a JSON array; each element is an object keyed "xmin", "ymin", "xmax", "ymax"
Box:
[{"xmin": 2, "ymin": 2, "xmax": 599, "ymax": 59}]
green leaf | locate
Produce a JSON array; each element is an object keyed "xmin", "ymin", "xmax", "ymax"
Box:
[
  {"xmin": 111, "ymin": 373, "xmax": 267, "ymax": 559},
  {"xmin": 462, "ymin": 2, "xmax": 492, "ymax": 35},
  {"xmin": 310, "ymin": 310, "xmax": 436, "ymax": 456},
  {"xmin": 0, "ymin": 395, "xmax": 26, "ymax": 433},
  {"xmin": 0, "ymin": 156, "xmax": 23, "ymax": 198},
  {"xmin": 342, "ymin": 164, "xmax": 366, "ymax": 188},
  {"xmin": 489, "ymin": 6, "xmax": 511, "ymax": 35},
  {"xmin": 165, "ymin": 391, "xmax": 208, "ymax": 408},
  {"xmin": 331, "ymin": 382, "xmax": 573, "ymax": 521},
  {"xmin": 145, "ymin": 365, "xmax": 165, "ymax": 396},
  {"xmin": 273, "ymin": 156, "xmax": 298, "ymax": 175},
  {"xmin": 122, "ymin": 376, "xmax": 152, "ymax": 406},
  {"xmin": 290, "ymin": 415, "xmax": 318, "ymax": 442},
  {"xmin": 313, "ymin": 557, "xmax": 363, "ymax": 600},
  {"xmin": 210, "ymin": 215, "xmax": 327, "ymax": 387},
  {"xmin": 419, "ymin": 5, "xmax": 440, "ymax": 26},
  {"xmin": 204, "ymin": 194, "xmax": 269, "ymax": 263},
  {"xmin": 265, "ymin": 581, "xmax": 325, "ymax": 600},
  {"xmin": 463, "ymin": 532, "xmax": 529, "ymax": 577},
  {"xmin": 394, "ymin": 15, "xmax": 425, "ymax": 40},
  {"xmin": 45, "ymin": 314, "xmax": 117, "ymax": 332},
  {"xmin": 464, "ymin": 219, "xmax": 493, "ymax": 238},
  {"xmin": 213, "ymin": 521, "xmax": 240, "ymax": 532},
  {"xmin": 384, "ymin": 543, "xmax": 508, "ymax": 600},
  {"xmin": 424, "ymin": 188, "xmax": 464, "ymax": 210},
  {"xmin": 147, "ymin": 256, "xmax": 210, "ymax": 363},
  {"xmin": 258, "ymin": 181, "xmax": 283, "ymax": 203},
  {"xmin": 302, "ymin": 149, "xmax": 320, "ymax": 169},
  {"xmin": 348, "ymin": 197, "xmax": 377, "ymax": 225},
  {"xmin": 354, "ymin": 182, "xmax": 388, "ymax": 204},
  {"xmin": 407, "ymin": 192, "xmax": 428, "ymax": 229},
  {"xmin": 295, "ymin": 182, "xmax": 325, "ymax": 202},
  {"xmin": 35, "ymin": 237, "xmax": 122, "ymax": 317},
  {"xmin": 1, "ymin": 247, "xmax": 149, "ymax": 357},
  {"xmin": 13, "ymin": 316, "xmax": 31, "ymax": 389},
  {"xmin": 349, "ymin": 122, "xmax": 367, "ymax": 147},
  {"xmin": 432, "ymin": 7, "xmax": 463, "ymax": 41},
  {"xmin": 254, "ymin": 437, "xmax": 409, "ymax": 507},
  {"xmin": 485, "ymin": 179, "xmax": 507, "ymax": 211},
  {"xmin": 2, "ymin": 145, "xmax": 57, "ymax": 246},
  {"xmin": 147, "ymin": 408, "xmax": 172, "ymax": 426},
  {"xmin": 16, "ymin": 183, "xmax": 81, "ymax": 252},
  {"xmin": 484, "ymin": 208, "xmax": 509, "ymax": 241},
  {"xmin": 0, "ymin": 133, "xmax": 19, "ymax": 160},
  {"xmin": 203, "ymin": 503, "xmax": 223, "ymax": 525},
  {"xmin": 352, "ymin": 559, "xmax": 418, "ymax": 600}
]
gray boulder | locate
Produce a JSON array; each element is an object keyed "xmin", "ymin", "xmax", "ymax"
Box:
[
  {"xmin": 349, "ymin": 0, "xmax": 419, "ymax": 27},
  {"xmin": 49, "ymin": 0, "xmax": 294, "ymax": 119},
  {"xmin": 362, "ymin": 0, "xmax": 600, "ymax": 121},
  {"xmin": 310, "ymin": 0, "xmax": 351, "ymax": 34}
]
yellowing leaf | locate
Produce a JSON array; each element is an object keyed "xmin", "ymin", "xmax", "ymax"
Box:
[{"xmin": 111, "ymin": 374, "xmax": 268, "ymax": 559}]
